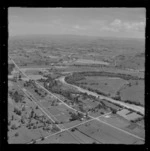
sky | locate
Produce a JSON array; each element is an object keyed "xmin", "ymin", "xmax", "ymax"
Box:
[{"xmin": 9, "ymin": 7, "xmax": 146, "ymax": 39}]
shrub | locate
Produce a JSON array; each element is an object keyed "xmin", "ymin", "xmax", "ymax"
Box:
[{"xmin": 14, "ymin": 132, "xmax": 19, "ymax": 137}]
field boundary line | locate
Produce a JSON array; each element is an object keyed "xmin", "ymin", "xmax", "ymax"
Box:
[
  {"xmin": 96, "ymin": 118, "xmax": 145, "ymax": 141},
  {"xmin": 9, "ymin": 57, "xmax": 145, "ymax": 142},
  {"xmin": 17, "ymin": 85, "xmax": 63, "ymax": 130},
  {"xmin": 29, "ymin": 112, "xmax": 112, "ymax": 144}
]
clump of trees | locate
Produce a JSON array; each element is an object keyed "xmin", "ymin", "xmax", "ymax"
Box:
[
  {"xmin": 14, "ymin": 107, "xmax": 22, "ymax": 116},
  {"xmin": 14, "ymin": 132, "xmax": 19, "ymax": 137},
  {"xmin": 130, "ymin": 117, "xmax": 144, "ymax": 123},
  {"xmin": 78, "ymin": 104, "xmax": 85, "ymax": 112},
  {"xmin": 24, "ymin": 80, "xmax": 36, "ymax": 88},
  {"xmin": 24, "ymin": 80, "xmax": 47, "ymax": 98},
  {"xmin": 65, "ymin": 71, "xmax": 143, "ymax": 85},
  {"xmin": 89, "ymin": 103, "xmax": 103, "ymax": 113},
  {"xmin": 69, "ymin": 112, "xmax": 84, "ymax": 121},
  {"xmin": 110, "ymin": 108, "xmax": 117, "ymax": 114},
  {"xmin": 112, "ymin": 96, "xmax": 121, "ymax": 101},
  {"xmin": 9, "ymin": 91, "xmax": 24, "ymax": 103},
  {"xmin": 11, "ymin": 124, "xmax": 17, "ymax": 130},
  {"xmin": 8, "ymin": 63, "xmax": 15, "ymax": 75},
  {"xmin": 65, "ymin": 73, "xmax": 86, "ymax": 84},
  {"xmin": 124, "ymin": 100, "xmax": 143, "ymax": 107},
  {"xmin": 34, "ymin": 88, "xmax": 47, "ymax": 98},
  {"xmin": 71, "ymin": 127, "xmax": 77, "ymax": 132},
  {"xmin": 51, "ymin": 125, "xmax": 60, "ymax": 133}
]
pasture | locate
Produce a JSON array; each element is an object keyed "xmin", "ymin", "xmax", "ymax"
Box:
[
  {"xmin": 75, "ymin": 59, "xmax": 109, "ymax": 65},
  {"xmin": 76, "ymin": 120, "xmax": 143, "ymax": 144},
  {"xmin": 37, "ymin": 131, "xmax": 80, "ymax": 144},
  {"xmin": 76, "ymin": 76, "xmax": 128, "ymax": 97},
  {"xmin": 119, "ymin": 80, "xmax": 144, "ymax": 106},
  {"xmin": 99, "ymin": 114, "xmax": 145, "ymax": 139}
]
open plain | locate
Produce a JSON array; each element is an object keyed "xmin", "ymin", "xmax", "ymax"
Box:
[{"xmin": 8, "ymin": 34, "xmax": 145, "ymax": 144}]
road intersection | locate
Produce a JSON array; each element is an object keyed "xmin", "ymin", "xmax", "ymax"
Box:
[
  {"xmin": 17, "ymin": 83, "xmax": 112, "ymax": 144},
  {"xmin": 9, "ymin": 56, "xmax": 145, "ymax": 143}
]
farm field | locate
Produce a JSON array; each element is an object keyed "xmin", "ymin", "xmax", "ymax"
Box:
[
  {"xmin": 98, "ymin": 114, "xmax": 145, "ymax": 139},
  {"xmin": 19, "ymin": 65, "xmax": 144, "ymax": 79},
  {"xmin": 8, "ymin": 81, "xmax": 61, "ymax": 144},
  {"xmin": 35, "ymin": 118, "xmax": 144, "ymax": 144},
  {"xmin": 8, "ymin": 65, "xmax": 145, "ymax": 144},
  {"xmin": 18, "ymin": 84, "xmax": 87, "ymax": 124},
  {"xmin": 70, "ymin": 120, "xmax": 144, "ymax": 144},
  {"xmin": 8, "ymin": 33, "xmax": 145, "ymax": 144},
  {"xmin": 118, "ymin": 80, "xmax": 145, "ymax": 106},
  {"xmin": 73, "ymin": 59, "xmax": 109, "ymax": 65},
  {"xmin": 24, "ymin": 74, "xmax": 47, "ymax": 81},
  {"xmin": 76, "ymin": 76, "xmax": 128, "ymax": 97},
  {"xmin": 36, "ymin": 131, "xmax": 80, "ymax": 144},
  {"xmin": 65, "ymin": 71, "xmax": 144, "ymax": 107},
  {"xmin": 24, "ymin": 69, "xmax": 44, "ymax": 75}
]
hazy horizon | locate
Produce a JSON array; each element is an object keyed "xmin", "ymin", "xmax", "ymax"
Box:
[
  {"xmin": 9, "ymin": 34, "xmax": 145, "ymax": 41},
  {"xmin": 9, "ymin": 8, "xmax": 146, "ymax": 39}
]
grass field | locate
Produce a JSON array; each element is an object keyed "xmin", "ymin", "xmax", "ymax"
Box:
[
  {"xmin": 98, "ymin": 114, "xmax": 145, "ymax": 138},
  {"xmin": 119, "ymin": 80, "xmax": 144, "ymax": 106},
  {"xmin": 75, "ymin": 120, "xmax": 143, "ymax": 144},
  {"xmin": 8, "ymin": 35, "xmax": 145, "ymax": 144},
  {"xmin": 8, "ymin": 81, "xmax": 61, "ymax": 144},
  {"xmin": 76, "ymin": 76, "xmax": 128, "ymax": 97},
  {"xmin": 24, "ymin": 69, "xmax": 42, "ymax": 75},
  {"xmin": 36, "ymin": 131, "xmax": 80, "ymax": 144},
  {"xmin": 36, "ymin": 118, "xmax": 144, "ymax": 144},
  {"xmin": 74, "ymin": 59, "xmax": 109, "ymax": 65},
  {"xmin": 8, "ymin": 95, "xmax": 58, "ymax": 144}
]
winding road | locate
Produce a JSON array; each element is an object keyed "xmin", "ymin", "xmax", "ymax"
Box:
[
  {"xmin": 58, "ymin": 76, "xmax": 145, "ymax": 115},
  {"xmin": 9, "ymin": 56, "xmax": 145, "ymax": 142}
]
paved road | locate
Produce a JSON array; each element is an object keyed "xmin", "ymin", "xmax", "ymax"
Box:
[
  {"xmin": 20, "ymin": 85, "xmax": 113, "ymax": 144},
  {"xmin": 58, "ymin": 76, "xmax": 144, "ymax": 115},
  {"xmin": 17, "ymin": 84, "xmax": 63, "ymax": 130},
  {"xmin": 9, "ymin": 57, "xmax": 145, "ymax": 142}
]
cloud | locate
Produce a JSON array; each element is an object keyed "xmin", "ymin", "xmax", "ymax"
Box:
[
  {"xmin": 110, "ymin": 19, "xmax": 145, "ymax": 32},
  {"xmin": 123, "ymin": 21, "xmax": 145, "ymax": 31},
  {"xmin": 70, "ymin": 19, "xmax": 145, "ymax": 33},
  {"xmin": 99, "ymin": 26, "xmax": 119, "ymax": 32},
  {"xmin": 72, "ymin": 25, "xmax": 87, "ymax": 30},
  {"xmin": 110, "ymin": 19, "xmax": 122, "ymax": 27}
]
